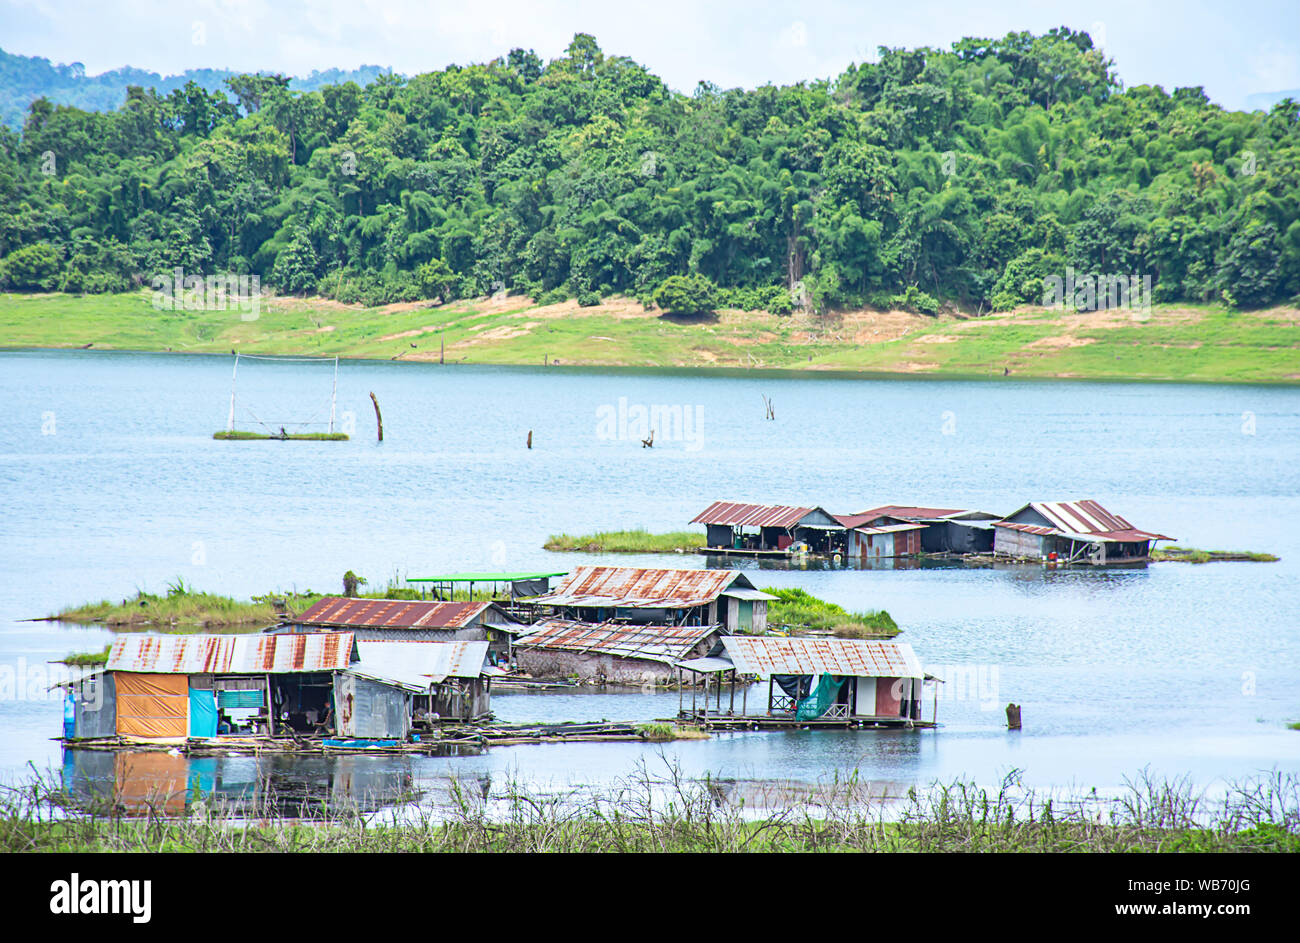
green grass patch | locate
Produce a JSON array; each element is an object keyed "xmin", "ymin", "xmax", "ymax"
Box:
[
  {"xmin": 58, "ymin": 645, "xmax": 112, "ymax": 666},
  {"xmin": 213, "ymin": 430, "xmax": 349, "ymax": 440},
  {"xmin": 3, "ymin": 292, "xmax": 1297, "ymax": 384},
  {"xmin": 633, "ymin": 723, "xmax": 710, "ymax": 742},
  {"xmin": 47, "ymin": 577, "xmax": 498, "ymax": 628},
  {"xmin": 763, "ymin": 587, "xmax": 899, "ymax": 638},
  {"xmin": 51, "ymin": 579, "xmax": 324, "ymax": 628},
  {"xmin": 544, "ymin": 529, "xmax": 704, "ymax": 553},
  {"xmin": 1151, "ymin": 545, "xmax": 1279, "ymax": 563}
]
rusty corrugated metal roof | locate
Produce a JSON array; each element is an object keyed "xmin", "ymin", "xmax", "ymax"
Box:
[
  {"xmin": 852, "ymin": 523, "xmax": 927, "ymax": 535},
  {"xmin": 1000, "ymin": 500, "xmax": 1172, "ymax": 542},
  {"xmin": 718, "ymin": 636, "xmax": 923, "ymax": 679},
  {"xmin": 533, "ymin": 566, "xmax": 746, "ymax": 608},
  {"xmin": 296, "ymin": 597, "xmax": 490, "ymax": 629},
  {"xmin": 516, "ymin": 619, "xmax": 718, "ymax": 665},
  {"xmin": 107, "ymin": 632, "xmax": 356, "ymax": 674},
  {"xmin": 692, "ymin": 501, "xmax": 819, "ymax": 528},
  {"xmin": 349, "ymin": 640, "xmax": 489, "ymax": 690},
  {"xmin": 835, "ymin": 506, "xmax": 996, "ymax": 528}
]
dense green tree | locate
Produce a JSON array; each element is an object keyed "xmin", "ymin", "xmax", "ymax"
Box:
[
  {"xmin": 653, "ymin": 273, "xmax": 718, "ymax": 316},
  {"xmin": 0, "ymin": 29, "xmax": 1295, "ymax": 311}
]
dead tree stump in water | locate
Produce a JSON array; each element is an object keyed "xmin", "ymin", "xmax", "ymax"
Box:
[
  {"xmin": 1006, "ymin": 703, "xmax": 1022, "ymax": 729},
  {"xmin": 369, "ymin": 392, "xmax": 383, "ymax": 442}
]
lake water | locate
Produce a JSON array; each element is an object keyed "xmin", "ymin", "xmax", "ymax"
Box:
[{"xmin": 2, "ymin": 348, "xmax": 1298, "ymax": 812}]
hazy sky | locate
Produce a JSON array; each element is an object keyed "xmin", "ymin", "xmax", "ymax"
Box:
[{"xmin": 2, "ymin": 0, "xmax": 1297, "ymax": 110}]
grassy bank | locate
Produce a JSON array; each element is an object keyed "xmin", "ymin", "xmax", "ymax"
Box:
[
  {"xmin": 544, "ymin": 529, "xmax": 704, "ymax": 553},
  {"xmin": 3, "ymin": 291, "xmax": 1297, "ymax": 384},
  {"xmin": 764, "ymin": 587, "xmax": 899, "ymax": 638},
  {"xmin": 5, "ymin": 766, "xmax": 1296, "ymax": 853},
  {"xmin": 48, "ymin": 580, "xmax": 330, "ymax": 628},
  {"xmin": 46, "ymin": 578, "xmax": 492, "ymax": 628},
  {"xmin": 1151, "ymin": 545, "xmax": 1280, "ymax": 563}
]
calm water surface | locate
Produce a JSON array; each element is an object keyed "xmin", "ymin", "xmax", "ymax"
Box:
[{"xmin": 1, "ymin": 349, "xmax": 1298, "ymax": 810}]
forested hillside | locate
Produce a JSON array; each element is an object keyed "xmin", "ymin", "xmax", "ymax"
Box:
[{"xmin": 1, "ymin": 29, "xmax": 1297, "ymax": 313}]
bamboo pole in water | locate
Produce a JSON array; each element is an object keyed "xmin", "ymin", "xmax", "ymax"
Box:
[{"xmin": 226, "ymin": 353, "xmax": 239, "ymax": 431}]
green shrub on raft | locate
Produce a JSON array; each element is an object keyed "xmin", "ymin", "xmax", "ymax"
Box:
[{"xmin": 762, "ymin": 587, "xmax": 899, "ymax": 637}]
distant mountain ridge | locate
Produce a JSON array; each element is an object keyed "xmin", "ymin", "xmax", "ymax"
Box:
[
  {"xmin": 0, "ymin": 47, "xmax": 393, "ymax": 128},
  {"xmin": 1245, "ymin": 89, "xmax": 1300, "ymax": 112}
]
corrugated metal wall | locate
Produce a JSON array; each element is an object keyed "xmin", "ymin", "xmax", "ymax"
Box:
[
  {"xmin": 515, "ymin": 649, "xmax": 676, "ymax": 683},
  {"xmin": 73, "ymin": 672, "xmax": 116, "ymax": 739},
  {"xmin": 995, "ymin": 527, "xmax": 1045, "ymax": 558},
  {"xmin": 334, "ymin": 674, "xmax": 409, "ymax": 738}
]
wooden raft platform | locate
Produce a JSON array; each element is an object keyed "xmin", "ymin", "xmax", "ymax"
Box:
[{"xmin": 675, "ymin": 715, "xmax": 938, "ymax": 731}]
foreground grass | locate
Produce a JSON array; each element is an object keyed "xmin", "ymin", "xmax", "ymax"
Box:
[
  {"xmin": 3, "ymin": 291, "xmax": 1297, "ymax": 384},
  {"xmin": 763, "ymin": 587, "xmax": 899, "ymax": 638},
  {"xmin": 544, "ymin": 529, "xmax": 704, "ymax": 553},
  {"xmin": 5, "ymin": 766, "xmax": 1297, "ymax": 853},
  {"xmin": 1151, "ymin": 545, "xmax": 1279, "ymax": 563}
]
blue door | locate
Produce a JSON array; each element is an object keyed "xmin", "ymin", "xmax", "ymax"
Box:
[{"xmin": 189, "ymin": 688, "xmax": 218, "ymax": 737}]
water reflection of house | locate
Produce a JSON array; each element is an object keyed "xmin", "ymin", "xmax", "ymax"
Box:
[
  {"xmin": 66, "ymin": 632, "xmax": 493, "ymax": 744},
  {"xmin": 278, "ymin": 596, "xmax": 524, "ymax": 665},
  {"xmin": 692, "ymin": 501, "xmax": 844, "ymax": 555},
  {"xmin": 676, "ymin": 636, "xmax": 940, "ymax": 727},
  {"xmin": 61, "ymin": 748, "xmax": 418, "ymax": 817},
  {"xmin": 993, "ymin": 500, "xmax": 1172, "ymax": 565},
  {"xmin": 529, "ymin": 565, "xmax": 775, "ymax": 634}
]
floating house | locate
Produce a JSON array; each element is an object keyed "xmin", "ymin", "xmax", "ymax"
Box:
[
  {"xmin": 832, "ymin": 512, "xmax": 927, "ymax": 561},
  {"xmin": 277, "ymin": 596, "xmax": 524, "ymax": 665},
  {"xmin": 514, "ymin": 619, "xmax": 721, "ymax": 683},
  {"xmin": 993, "ymin": 500, "xmax": 1173, "ymax": 565},
  {"xmin": 65, "ymin": 632, "xmax": 494, "ymax": 744},
  {"xmin": 837, "ymin": 506, "xmax": 1000, "ymax": 559},
  {"xmin": 346, "ymin": 639, "xmax": 494, "ymax": 730},
  {"xmin": 529, "ymin": 565, "xmax": 775, "ymax": 634},
  {"xmin": 675, "ymin": 636, "xmax": 939, "ymax": 728},
  {"xmin": 692, "ymin": 501, "xmax": 844, "ymax": 555}
]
